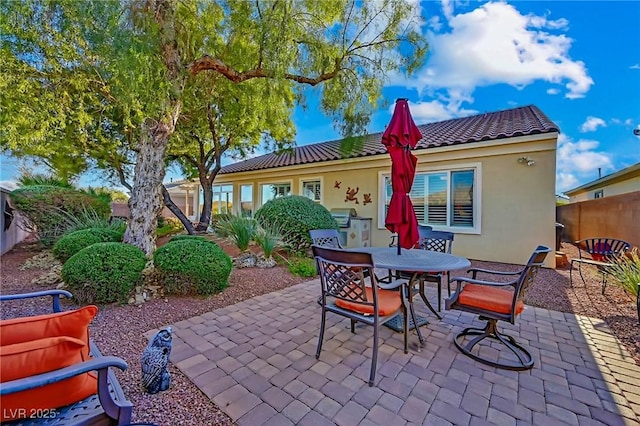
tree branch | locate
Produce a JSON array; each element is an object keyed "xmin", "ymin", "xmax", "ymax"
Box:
[{"xmin": 188, "ymin": 56, "xmax": 340, "ymax": 86}]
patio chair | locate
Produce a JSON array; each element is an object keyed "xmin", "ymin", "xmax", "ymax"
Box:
[
  {"xmin": 312, "ymin": 245, "xmax": 412, "ymax": 386},
  {"xmin": 310, "ymin": 229, "xmax": 343, "ymax": 249},
  {"xmin": 392, "ymin": 228, "xmax": 454, "ymax": 315},
  {"xmin": 445, "ymin": 245, "xmax": 551, "ymax": 370},
  {"xmin": 0, "ymin": 290, "xmax": 133, "ymax": 425},
  {"xmin": 388, "ymin": 224, "xmax": 432, "ymax": 248},
  {"xmin": 569, "ymin": 238, "xmax": 631, "ymax": 294}
]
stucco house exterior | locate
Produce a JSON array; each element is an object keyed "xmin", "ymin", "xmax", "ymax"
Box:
[
  {"xmin": 208, "ymin": 105, "xmax": 559, "ymax": 267},
  {"xmin": 563, "ymin": 162, "xmax": 640, "ymax": 203}
]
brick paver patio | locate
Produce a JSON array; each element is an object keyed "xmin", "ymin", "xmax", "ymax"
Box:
[{"xmin": 162, "ymin": 280, "xmax": 640, "ymax": 425}]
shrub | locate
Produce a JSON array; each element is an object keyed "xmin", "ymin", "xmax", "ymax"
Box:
[
  {"xmin": 62, "ymin": 242, "xmax": 146, "ymax": 304},
  {"xmin": 153, "ymin": 239, "xmax": 232, "ymax": 296},
  {"xmin": 168, "ymin": 234, "xmax": 208, "ymax": 243},
  {"xmin": 9, "ymin": 185, "xmax": 111, "ymax": 246},
  {"xmin": 254, "ymin": 195, "xmax": 338, "ymax": 252},
  {"xmin": 216, "ymin": 215, "xmax": 256, "ymax": 252},
  {"xmin": 254, "ymin": 223, "xmax": 281, "ymax": 258},
  {"xmin": 288, "ymin": 257, "xmax": 317, "ymax": 277},
  {"xmin": 52, "ymin": 228, "xmax": 123, "ymax": 262},
  {"xmin": 608, "ymin": 248, "xmax": 640, "ymax": 322}
]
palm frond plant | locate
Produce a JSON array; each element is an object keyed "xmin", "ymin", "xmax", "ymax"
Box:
[
  {"xmin": 608, "ymin": 248, "xmax": 640, "ymax": 323},
  {"xmin": 216, "ymin": 214, "xmax": 256, "ymax": 252}
]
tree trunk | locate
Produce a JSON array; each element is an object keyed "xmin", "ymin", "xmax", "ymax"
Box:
[
  {"xmin": 124, "ymin": 120, "xmax": 172, "ymax": 256},
  {"xmin": 162, "ymin": 185, "xmax": 196, "ymax": 234},
  {"xmin": 196, "ymin": 179, "xmax": 213, "ymax": 231}
]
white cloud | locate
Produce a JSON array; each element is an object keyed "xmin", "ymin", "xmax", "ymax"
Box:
[
  {"xmin": 395, "ymin": 1, "xmax": 593, "ymax": 105},
  {"xmin": 0, "ymin": 180, "xmax": 18, "ymax": 191},
  {"xmin": 630, "ymin": 64, "xmax": 640, "ymax": 70},
  {"xmin": 547, "ymin": 88, "xmax": 560, "ymax": 95},
  {"xmin": 407, "ymin": 99, "xmax": 478, "ymax": 123},
  {"xmin": 556, "ymin": 133, "xmax": 613, "ymax": 192},
  {"xmin": 579, "ymin": 116, "xmax": 606, "ymax": 132}
]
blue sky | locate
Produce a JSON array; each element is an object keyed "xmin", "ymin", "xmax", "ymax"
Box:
[{"xmin": 1, "ymin": 0, "xmax": 639, "ymax": 194}]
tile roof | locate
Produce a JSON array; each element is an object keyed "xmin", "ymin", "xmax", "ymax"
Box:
[{"xmin": 219, "ymin": 104, "xmax": 559, "ymax": 175}]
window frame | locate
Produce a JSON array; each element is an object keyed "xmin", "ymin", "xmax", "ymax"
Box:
[
  {"xmin": 239, "ymin": 183, "xmax": 254, "ymax": 217},
  {"xmin": 259, "ymin": 180, "xmax": 293, "ymax": 206},
  {"xmin": 212, "ymin": 183, "xmax": 233, "ymax": 215},
  {"xmin": 377, "ymin": 162, "xmax": 482, "ymax": 234},
  {"xmin": 594, "ymin": 190, "xmax": 604, "ymax": 199},
  {"xmin": 299, "ymin": 177, "xmax": 323, "ymax": 203}
]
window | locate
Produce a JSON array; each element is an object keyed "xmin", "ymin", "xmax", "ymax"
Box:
[
  {"xmin": 302, "ymin": 180, "xmax": 321, "ymax": 202},
  {"xmin": 594, "ymin": 190, "xmax": 604, "ymax": 199},
  {"xmin": 381, "ymin": 167, "xmax": 478, "ymax": 231},
  {"xmin": 240, "ymin": 184, "xmax": 253, "ymax": 217},
  {"xmin": 212, "ymin": 184, "xmax": 233, "ymax": 215},
  {"xmin": 261, "ymin": 183, "xmax": 291, "ymax": 204}
]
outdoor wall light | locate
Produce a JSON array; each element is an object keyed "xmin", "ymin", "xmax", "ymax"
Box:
[{"xmin": 518, "ymin": 156, "xmax": 535, "ymax": 166}]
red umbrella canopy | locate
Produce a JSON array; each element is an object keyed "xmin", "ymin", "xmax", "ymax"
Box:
[{"xmin": 382, "ymin": 99, "xmax": 422, "ymax": 250}]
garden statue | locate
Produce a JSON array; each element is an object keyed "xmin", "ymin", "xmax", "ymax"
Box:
[{"xmin": 141, "ymin": 327, "xmax": 173, "ymax": 394}]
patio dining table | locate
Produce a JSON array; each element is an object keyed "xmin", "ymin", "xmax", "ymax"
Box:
[{"xmin": 347, "ymin": 246, "xmax": 471, "ymax": 344}]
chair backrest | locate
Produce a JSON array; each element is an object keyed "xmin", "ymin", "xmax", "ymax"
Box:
[
  {"xmin": 416, "ymin": 229, "xmax": 454, "ymax": 253},
  {"xmin": 389, "ymin": 225, "xmax": 433, "ymax": 247},
  {"xmin": 310, "ymin": 229, "xmax": 343, "ymax": 249},
  {"xmin": 578, "ymin": 238, "xmax": 630, "ymax": 261},
  {"xmin": 513, "ymin": 245, "xmax": 551, "ymax": 311},
  {"xmin": 312, "ymin": 245, "xmax": 379, "ymax": 309}
]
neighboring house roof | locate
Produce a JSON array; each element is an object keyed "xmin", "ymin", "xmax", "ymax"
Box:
[
  {"xmin": 219, "ymin": 104, "xmax": 559, "ymax": 175},
  {"xmin": 564, "ymin": 162, "xmax": 640, "ymax": 196}
]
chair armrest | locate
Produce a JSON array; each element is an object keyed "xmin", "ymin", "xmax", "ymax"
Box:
[
  {"xmin": 467, "ymin": 267, "xmax": 523, "ymax": 278},
  {"xmin": 0, "ymin": 356, "xmax": 127, "ymax": 396},
  {"xmin": 0, "ymin": 290, "xmax": 72, "ymax": 313},
  {"xmin": 449, "ymin": 276, "xmax": 518, "ymax": 296},
  {"xmin": 378, "ymin": 279, "xmax": 407, "ymax": 291}
]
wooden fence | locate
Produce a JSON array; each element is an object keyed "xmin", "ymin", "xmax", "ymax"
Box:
[{"xmin": 556, "ymin": 191, "xmax": 640, "ymax": 249}]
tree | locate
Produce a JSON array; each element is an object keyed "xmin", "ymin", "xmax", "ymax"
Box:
[
  {"xmin": 168, "ymin": 70, "xmax": 296, "ymax": 231},
  {"xmin": 1, "ymin": 0, "xmax": 428, "ymax": 256}
]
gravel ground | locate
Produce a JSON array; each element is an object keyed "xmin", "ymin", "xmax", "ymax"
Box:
[{"xmin": 1, "ymin": 239, "xmax": 638, "ymax": 426}]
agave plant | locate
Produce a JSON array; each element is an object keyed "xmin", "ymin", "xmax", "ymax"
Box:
[
  {"xmin": 253, "ymin": 223, "xmax": 282, "ymax": 259},
  {"xmin": 608, "ymin": 248, "xmax": 640, "ymax": 323},
  {"xmin": 215, "ymin": 214, "xmax": 256, "ymax": 252}
]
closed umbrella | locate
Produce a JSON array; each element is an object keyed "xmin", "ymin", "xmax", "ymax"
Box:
[{"xmin": 382, "ymin": 99, "xmax": 422, "ymax": 254}]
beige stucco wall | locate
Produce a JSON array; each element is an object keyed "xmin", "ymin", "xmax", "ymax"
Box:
[
  {"xmin": 569, "ymin": 175, "xmax": 640, "ymax": 202},
  {"xmin": 214, "ymin": 133, "xmax": 558, "ymax": 267}
]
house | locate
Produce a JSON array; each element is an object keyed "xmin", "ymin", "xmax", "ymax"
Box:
[
  {"xmin": 111, "ymin": 180, "xmax": 202, "ymax": 222},
  {"xmin": 563, "ymin": 162, "xmax": 640, "ymax": 202},
  {"xmin": 210, "ymin": 105, "xmax": 560, "ymax": 267}
]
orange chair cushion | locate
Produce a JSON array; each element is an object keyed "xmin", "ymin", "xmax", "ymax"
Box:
[
  {"xmin": 591, "ymin": 242, "xmax": 611, "ymax": 262},
  {"xmin": 458, "ymin": 284, "xmax": 524, "ymax": 315},
  {"xmin": 0, "ymin": 306, "xmax": 98, "ymax": 421},
  {"xmin": 335, "ymin": 286, "xmax": 401, "ymax": 316}
]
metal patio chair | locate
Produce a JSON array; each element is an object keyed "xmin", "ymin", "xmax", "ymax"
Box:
[
  {"xmin": 312, "ymin": 245, "xmax": 413, "ymax": 386},
  {"xmin": 445, "ymin": 245, "xmax": 551, "ymax": 370},
  {"xmin": 570, "ymin": 238, "xmax": 631, "ymax": 294}
]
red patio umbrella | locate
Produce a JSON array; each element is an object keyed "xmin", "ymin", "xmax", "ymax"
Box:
[{"xmin": 382, "ymin": 98, "xmax": 422, "ymax": 254}]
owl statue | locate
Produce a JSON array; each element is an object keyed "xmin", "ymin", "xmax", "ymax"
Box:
[{"xmin": 141, "ymin": 327, "xmax": 173, "ymax": 394}]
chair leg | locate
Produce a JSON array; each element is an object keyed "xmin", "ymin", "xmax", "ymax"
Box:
[
  {"xmin": 437, "ymin": 277, "xmax": 442, "ymax": 312},
  {"xmin": 350, "ymin": 319, "xmax": 356, "ymax": 333},
  {"xmin": 418, "ymin": 283, "xmax": 442, "ymax": 320},
  {"xmin": 369, "ymin": 322, "xmax": 379, "ymax": 386},
  {"xmin": 453, "ymin": 318, "xmax": 534, "ymax": 371},
  {"xmin": 316, "ymin": 309, "xmax": 327, "ymax": 359}
]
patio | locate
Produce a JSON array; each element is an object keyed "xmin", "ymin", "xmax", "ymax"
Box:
[{"xmin": 161, "ymin": 281, "xmax": 640, "ymax": 426}]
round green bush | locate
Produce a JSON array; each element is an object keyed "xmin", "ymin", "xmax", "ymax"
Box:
[
  {"xmin": 52, "ymin": 228, "xmax": 123, "ymax": 262},
  {"xmin": 10, "ymin": 185, "xmax": 111, "ymax": 246},
  {"xmin": 153, "ymin": 239, "xmax": 232, "ymax": 296},
  {"xmin": 168, "ymin": 234, "xmax": 208, "ymax": 243},
  {"xmin": 254, "ymin": 195, "xmax": 338, "ymax": 252},
  {"xmin": 62, "ymin": 242, "xmax": 147, "ymax": 304}
]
